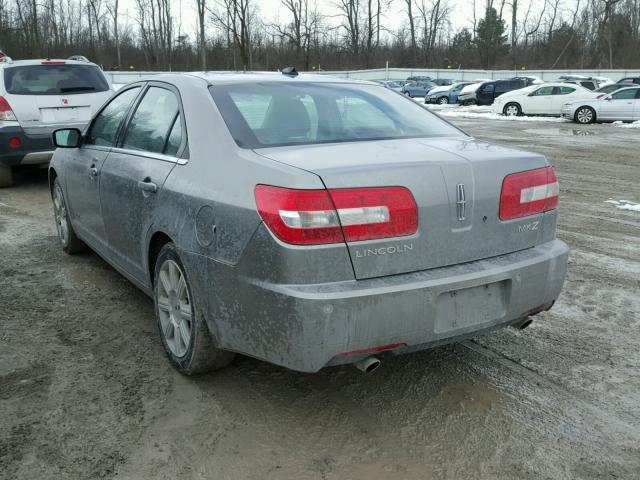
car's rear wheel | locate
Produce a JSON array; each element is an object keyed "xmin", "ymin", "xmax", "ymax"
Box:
[
  {"xmin": 575, "ymin": 106, "xmax": 596, "ymax": 124},
  {"xmin": 503, "ymin": 103, "xmax": 522, "ymax": 116},
  {"xmin": 52, "ymin": 178, "xmax": 87, "ymax": 254},
  {"xmin": 154, "ymin": 243, "xmax": 235, "ymax": 375},
  {"xmin": 437, "ymin": 96, "xmax": 449, "ymax": 105},
  {"xmin": 0, "ymin": 163, "xmax": 13, "ymax": 188}
]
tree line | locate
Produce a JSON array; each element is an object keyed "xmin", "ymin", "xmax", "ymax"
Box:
[{"xmin": 1, "ymin": 0, "xmax": 639, "ymax": 72}]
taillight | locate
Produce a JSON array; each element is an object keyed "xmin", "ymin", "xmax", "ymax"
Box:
[
  {"xmin": 41, "ymin": 61, "xmax": 66, "ymax": 65},
  {"xmin": 0, "ymin": 96, "xmax": 17, "ymax": 121},
  {"xmin": 499, "ymin": 167, "xmax": 559, "ymax": 220},
  {"xmin": 254, "ymin": 185, "xmax": 418, "ymax": 245}
]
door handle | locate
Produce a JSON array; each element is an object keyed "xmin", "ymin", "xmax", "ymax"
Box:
[{"xmin": 137, "ymin": 178, "xmax": 158, "ymax": 194}]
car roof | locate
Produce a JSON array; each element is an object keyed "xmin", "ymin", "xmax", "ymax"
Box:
[{"xmin": 184, "ymin": 71, "xmax": 372, "ymax": 86}]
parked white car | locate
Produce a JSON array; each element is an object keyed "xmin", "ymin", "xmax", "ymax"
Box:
[
  {"xmin": 0, "ymin": 57, "xmax": 114, "ymax": 186},
  {"xmin": 491, "ymin": 83, "xmax": 598, "ymax": 116},
  {"xmin": 561, "ymin": 86, "xmax": 640, "ymax": 124}
]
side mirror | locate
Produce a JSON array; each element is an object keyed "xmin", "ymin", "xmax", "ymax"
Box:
[
  {"xmin": 53, "ymin": 128, "xmax": 82, "ymax": 148},
  {"xmin": 605, "ymin": 96, "xmax": 612, "ymax": 101}
]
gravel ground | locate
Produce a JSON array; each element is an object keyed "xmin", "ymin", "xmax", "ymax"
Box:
[{"xmin": 1, "ymin": 118, "xmax": 639, "ymax": 480}]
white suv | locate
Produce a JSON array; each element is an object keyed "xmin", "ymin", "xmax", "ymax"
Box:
[{"xmin": 0, "ymin": 57, "xmax": 114, "ymax": 186}]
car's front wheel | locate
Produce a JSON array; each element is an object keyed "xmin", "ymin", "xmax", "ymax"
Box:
[
  {"xmin": 52, "ymin": 178, "xmax": 87, "ymax": 254},
  {"xmin": 503, "ymin": 103, "xmax": 522, "ymax": 116},
  {"xmin": 0, "ymin": 163, "xmax": 13, "ymax": 188},
  {"xmin": 437, "ymin": 96, "xmax": 449, "ymax": 105},
  {"xmin": 154, "ymin": 243, "xmax": 235, "ymax": 375},
  {"xmin": 575, "ymin": 106, "xmax": 596, "ymax": 124}
]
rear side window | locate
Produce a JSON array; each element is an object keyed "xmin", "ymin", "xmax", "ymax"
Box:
[
  {"xmin": 557, "ymin": 86, "xmax": 576, "ymax": 94},
  {"xmin": 122, "ymin": 87, "xmax": 180, "ymax": 155},
  {"xmin": 87, "ymin": 87, "xmax": 141, "ymax": 147},
  {"xmin": 210, "ymin": 82, "xmax": 462, "ymax": 149},
  {"xmin": 4, "ymin": 64, "xmax": 110, "ymax": 95}
]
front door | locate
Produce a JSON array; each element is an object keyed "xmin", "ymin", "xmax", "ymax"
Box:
[
  {"xmin": 600, "ymin": 87, "xmax": 639, "ymax": 120},
  {"xmin": 526, "ymin": 85, "xmax": 554, "ymax": 114},
  {"xmin": 64, "ymin": 86, "xmax": 142, "ymax": 251},
  {"xmin": 99, "ymin": 84, "xmax": 185, "ymax": 286}
]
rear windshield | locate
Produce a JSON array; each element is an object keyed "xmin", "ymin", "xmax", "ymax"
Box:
[
  {"xmin": 4, "ymin": 64, "xmax": 110, "ymax": 95},
  {"xmin": 209, "ymin": 82, "xmax": 462, "ymax": 148}
]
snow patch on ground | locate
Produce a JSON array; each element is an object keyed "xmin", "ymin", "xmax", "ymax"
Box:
[
  {"xmin": 612, "ymin": 121, "xmax": 640, "ymax": 129},
  {"xmin": 413, "ymin": 98, "xmax": 569, "ymax": 123},
  {"xmin": 605, "ymin": 199, "xmax": 640, "ymax": 212}
]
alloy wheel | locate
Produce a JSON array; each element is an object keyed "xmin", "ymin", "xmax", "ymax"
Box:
[
  {"xmin": 438, "ymin": 97, "xmax": 449, "ymax": 104},
  {"xmin": 157, "ymin": 259, "xmax": 193, "ymax": 358},
  {"xmin": 576, "ymin": 108, "xmax": 594, "ymax": 124},
  {"xmin": 53, "ymin": 183, "xmax": 69, "ymax": 247}
]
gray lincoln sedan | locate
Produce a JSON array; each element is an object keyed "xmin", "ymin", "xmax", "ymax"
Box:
[{"xmin": 49, "ymin": 72, "xmax": 569, "ymax": 375}]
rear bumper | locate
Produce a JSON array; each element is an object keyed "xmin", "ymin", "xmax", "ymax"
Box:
[
  {"xmin": 0, "ymin": 126, "xmax": 54, "ymax": 167},
  {"xmin": 186, "ymin": 239, "xmax": 569, "ymax": 372}
]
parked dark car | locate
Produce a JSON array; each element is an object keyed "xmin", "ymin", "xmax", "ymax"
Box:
[
  {"xmin": 402, "ymin": 80, "xmax": 437, "ymax": 98},
  {"xmin": 476, "ymin": 77, "xmax": 536, "ymax": 106},
  {"xmin": 618, "ymin": 77, "xmax": 640, "ymax": 85}
]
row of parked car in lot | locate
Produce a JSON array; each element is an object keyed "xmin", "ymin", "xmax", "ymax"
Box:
[{"xmin": 375, "ymin": 74, "xmax": 640, "ymax": 122}]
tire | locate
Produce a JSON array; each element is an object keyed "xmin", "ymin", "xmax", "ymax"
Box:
[
  {"xmin": 437, "ymin": 96, "xmax": 449, "ymax": 105},
  {"xmin": 52, "ymin": 177, "xmax": 87, "ymax": 254},
  {"xmin": 154, "ymin": 243, "xmax": 235, "ymax": 375},
  {"xmin": 0, "ymin": 163, "xmax": 13, "ymax": 188},
  {"xmin": 575, "ymin": 106, "xmax": 596, "ymax": 124},
  {"xmin": 503, "ymin": 103, "xmax": 522, "ymax": 116}
]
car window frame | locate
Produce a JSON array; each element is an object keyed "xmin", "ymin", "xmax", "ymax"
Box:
[
  {"xmin": 82, "ymin": 83, "xmax": 144, "ymax": 152},
  {"xmin": 112, "ymin": 81, "xmax": 189, "ymax": 164},
  {"xmin": 611, "ymin": 88, "xmax": 640, "ymax": 100}
]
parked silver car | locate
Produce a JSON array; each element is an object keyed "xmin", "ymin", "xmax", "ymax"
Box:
[
  {"xmin": 49, "ymin": 73, "xmax": 569, "ymax": 375},
  {"xmin": 562, "ymin": 86, "xmax": 640, "ymax": 123},
  {"xmin": 0, "ymin": 57, "xmax": 114, "ymax": 186}
]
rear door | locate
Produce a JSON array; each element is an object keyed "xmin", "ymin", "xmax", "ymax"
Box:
[
  {"xmin": 3, "ymin": 62, "xmax": 112, "ymax": 135},
  {"xmin": 477, "ymin": 83, "xmax": 495, "ymax": 104},
  {"xmin": 99, "ymin": 83, "xmax": 185, "ymax": 285},
  {"xmin": 64, "ymin": 85, "xmax": 142, "ymax": 251},
  {"xmin": 549, "ymin": 86, "xmax": 579, "ymax": 113}
]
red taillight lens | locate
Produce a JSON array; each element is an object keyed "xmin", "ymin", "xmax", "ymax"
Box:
[
  {"xmin": 499, "ymin": 167, "xmax": 559, "ymax": 220},
  {"xmin": 254, "ymin": 186, "xmax": 344, "ymax": 245},
  {"xmin": 0, "ymin": 96, "xmax": 17, "ymax": 121},
  {"xmin": 254, "ymin": 185, "xmax": 418, "ymax": 245},
  {"xmin": 329, "ymin": 187, "xmax": 418, "ymax": 241},
  {"xmin": 41, "ymin": 61, "xmax": 66, "ymax": 65},
  {"xmin": 8, "ymin": 137, "xmax": 21, "ymax": 148}
]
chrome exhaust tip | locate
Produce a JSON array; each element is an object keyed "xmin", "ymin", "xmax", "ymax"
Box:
[{"xmin": 354, "ymin": 356, "xmax": 381, "ymax": 374}]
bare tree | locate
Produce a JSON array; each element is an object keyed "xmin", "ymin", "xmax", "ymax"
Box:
[{"xmin": 195, "ymin": 0, "xmax": 207, "ymax": 69}]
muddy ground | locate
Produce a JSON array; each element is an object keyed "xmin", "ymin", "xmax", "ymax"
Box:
[{"xmin": 1, "ymin": 118, "xmax": 639, "ymax": 480}]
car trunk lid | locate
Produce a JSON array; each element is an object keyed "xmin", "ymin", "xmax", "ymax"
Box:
[{"xmin": 256, "ymin": 137, "xmax": 550, "ymax": 280}]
